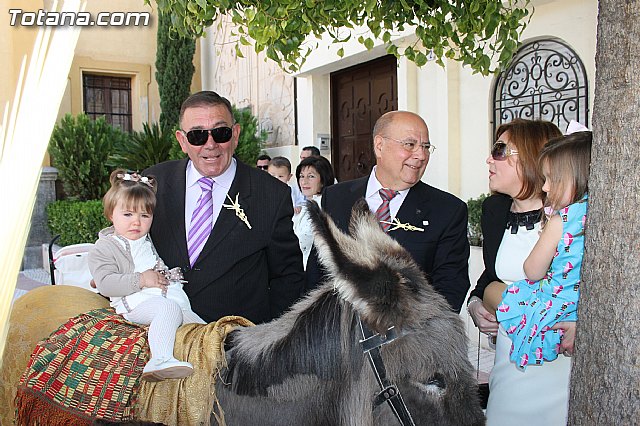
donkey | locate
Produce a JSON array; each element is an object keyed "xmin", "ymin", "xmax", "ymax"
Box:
[{"xmin": 213, "ymin": 200, "xmax": 485, "ymax": 425}]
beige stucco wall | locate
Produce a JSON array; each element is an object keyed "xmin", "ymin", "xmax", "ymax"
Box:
[
  {"xmin": 2, "ymin": 0, "xmax": 203, "ymax": 166},
  {"xmin": 1, "ymin": 0, "xmax": 44, "ymax": 129},
  {"xmin": 200, "ymin": 22, "xmax": 296, "ymax": 149},
  {"xmin": 60, "ymin": 0, "xmax": 160, "ymax": 130}
]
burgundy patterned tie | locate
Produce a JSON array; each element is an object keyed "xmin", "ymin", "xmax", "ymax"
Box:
[
  {"xmin": 375, "ymin": 188, "xmax": 398, "ymax": 232},
  {"xmin": 187, "ymin": 177, "xmax": 214, "ymax": 267}
]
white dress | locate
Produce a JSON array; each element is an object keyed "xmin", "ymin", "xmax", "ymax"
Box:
[
  {"xmin": 486, "ymin": 224, "xmax": 572, "ymax": 426},
  {"xmin": 111, "ymin": 235, "xmax": 195, "ymax": 317},
  {"xmin": 292, "ymin": 194, "xmax": 321, "ymax": 269}
]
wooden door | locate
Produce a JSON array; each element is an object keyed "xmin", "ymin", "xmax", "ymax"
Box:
[{"xmin": 331, "ymin": 55, "xmax": 398, "ymax": 182}]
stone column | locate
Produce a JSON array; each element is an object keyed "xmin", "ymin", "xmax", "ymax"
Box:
[{"xmin": 22, "ymin": 166, "xmax": 57, "ymax": 270}]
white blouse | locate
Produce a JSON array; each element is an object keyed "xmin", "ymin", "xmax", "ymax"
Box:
[
  {"xmin": 293, "ymin": 194, "xmax": 322, "ymax": 269},
  {"xmin": 494, "ymin": 222, "xmax": 541, "ymax": 285}
]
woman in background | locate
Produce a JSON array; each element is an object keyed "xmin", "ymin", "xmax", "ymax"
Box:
[{"xmin": 292, "ymin": 156, "xmax": 335, "ymax": 269}]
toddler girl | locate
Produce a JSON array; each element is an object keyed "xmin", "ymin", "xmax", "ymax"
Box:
[
  {"xmin": 495, "ymin": 131, "xmax": 591, "ymax": 369},
  {"xmin": 88, "ymin": 169, "xmax": 205, "ymax": 381}
]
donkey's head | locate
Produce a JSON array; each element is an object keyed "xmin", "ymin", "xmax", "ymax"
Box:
[
  {"xmin": 308, "ymin": 199, "xmax": 450, "ymax": 334},
  {"xmin": 217, "ymin": 199, "xmax": 484, "ymax": 425}
]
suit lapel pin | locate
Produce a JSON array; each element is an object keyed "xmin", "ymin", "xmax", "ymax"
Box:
[
  {"xmin": 422, "ymin": 220, "xmax": 429, "ymax": 226},
  {"xmin": 380, "ymin": 218, "xmax": 424, "ymax": 232},
  {"xmin": 222, "ymin": 193, "xmax": 252, "ymax": 229}
]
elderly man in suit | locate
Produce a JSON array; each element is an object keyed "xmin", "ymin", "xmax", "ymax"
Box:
[
  {"xmin": 306, "ymin": 111, "xmax": 470, "ymax": 312},
  {"xmin": 146, "ymin": 91, "xmax": 304, "ymax": 324}
]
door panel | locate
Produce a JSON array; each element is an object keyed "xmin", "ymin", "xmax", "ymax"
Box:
[{"xmin": 331, "ymin": 55, "xmax": 398, "ymax": 182}]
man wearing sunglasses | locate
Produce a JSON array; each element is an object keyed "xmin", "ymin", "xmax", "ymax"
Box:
[
  {"xmin": 145, "ymin": 91, "xmax": 304, "ymax": 325},
  {"xmin": 256, "ymin": 154, "xmax": 271, "ymax": 170},
  {"xmin": 306, "ymin": 111, "xmax": 470, "ymax": 313}
]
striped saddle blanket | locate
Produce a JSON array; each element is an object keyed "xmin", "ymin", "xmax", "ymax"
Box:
[{"xmin": 14, "ymin": 308, "xmax": 252, "ymax": 426}]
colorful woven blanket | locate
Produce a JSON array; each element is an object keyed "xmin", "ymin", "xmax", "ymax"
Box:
[
  {"xmin": 15, "ymin": 308, "xmax": 149, "ymax": 425},
  {"xmin": 14, "ymin": 307, "xmax": 253, "ymax": 426}
]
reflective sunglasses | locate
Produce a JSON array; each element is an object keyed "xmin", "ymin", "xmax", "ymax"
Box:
[
  {"xmin": 491, "ymin": 141, "xmax": 518, "ymax": 161},
  {"xmin": 181, "ymin": 127, "xmax": 233, "ymax": 146},
  {"xmin": 381, "ymin": 136, "xmax": 436, "ymax": 154}
]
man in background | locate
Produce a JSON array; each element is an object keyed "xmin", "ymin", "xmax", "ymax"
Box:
[{"xmin": 256, "ymin": 154, "xmax": 271, "ymax": 170}]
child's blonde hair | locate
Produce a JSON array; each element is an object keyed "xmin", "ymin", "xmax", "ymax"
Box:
[
  {"xmin": 103, "ymin": 169, "xmax": 157, "ymax": 220},
  {"xmin": 539, "ymin": 131, "xmax": 592, "ymax": 209}
]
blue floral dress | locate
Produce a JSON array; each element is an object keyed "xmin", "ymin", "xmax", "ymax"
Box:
[{"xmin": 496, "ymin": 194, "xmax": 588, "ymax": 369}]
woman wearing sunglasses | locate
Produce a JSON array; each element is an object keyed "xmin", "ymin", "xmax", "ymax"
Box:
[{"xmin": 466, "ymin": 118, "xmax": 568, "ymax": 425}]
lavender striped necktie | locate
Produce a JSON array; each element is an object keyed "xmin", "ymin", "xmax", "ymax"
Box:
[{"xmin": 187, "ymin": 177, "xmax": 214, "ymax": 267}]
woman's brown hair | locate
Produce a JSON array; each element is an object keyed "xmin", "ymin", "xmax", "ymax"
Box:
[{"xmin": 495, "ymin": 119, "xmax": 562, "ymax": 200}]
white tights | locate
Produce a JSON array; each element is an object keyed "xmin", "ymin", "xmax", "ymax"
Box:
[{"xmin": 124, "ymin": 297, "xmax": 205, "ymax": 360}]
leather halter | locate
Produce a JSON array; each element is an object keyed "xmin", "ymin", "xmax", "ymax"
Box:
[{"xmin": 358, "ymin": 316, "xmax": 415, "ymax": 426}]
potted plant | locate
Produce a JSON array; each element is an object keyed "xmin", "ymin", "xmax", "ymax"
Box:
[{"xmin": 467, "ymin": 193, "xmax": 487, "ymax": 246}]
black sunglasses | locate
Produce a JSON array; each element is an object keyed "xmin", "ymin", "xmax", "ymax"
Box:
[
  {"xmin": 257, "ymin": 165, "xmax": 269, "ymax": 170},
  {"xmin": 491, "ymin": 141, "xmax": 519, "ymax": 161},
  {"xmin": 182, "ymin": 127, "xmax": 233, "ymax": 146}
]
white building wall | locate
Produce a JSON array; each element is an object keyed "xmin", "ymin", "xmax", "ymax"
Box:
[
  {"xmin": 199, "ymin": 0, "xmax": 597, "ymax": 198},
  {"xmin": 458, "ymin": 0, "xmax": 598, "ymax": 201}
]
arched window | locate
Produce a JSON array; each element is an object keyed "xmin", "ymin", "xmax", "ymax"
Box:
[{"xmin": 493, "ymin": 38, "xmax": 589, "ymax": 136}]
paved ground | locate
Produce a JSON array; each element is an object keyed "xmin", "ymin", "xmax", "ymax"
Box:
[{"xmin": 13, "ymin": 268, "xmax": 495, "ymax": 382}]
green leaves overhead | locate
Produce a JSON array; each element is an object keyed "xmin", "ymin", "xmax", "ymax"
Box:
[{"xmin": 148, "ymin": 0, "xmax": 531, "ymax": 76}]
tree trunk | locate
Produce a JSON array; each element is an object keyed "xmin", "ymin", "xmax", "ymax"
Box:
[{"xmin": 569, "ymin": 1, "xmax": 640, "ymax": 424}]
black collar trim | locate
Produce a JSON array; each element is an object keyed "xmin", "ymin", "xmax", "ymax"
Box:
[{"xmin": 506, "ymin": 209, "xmax": 543, "ymax": 234}]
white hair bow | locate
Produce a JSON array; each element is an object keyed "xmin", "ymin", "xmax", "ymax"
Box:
[{"xmin": 565, "ymin": 120, "xmax": 589, "ymax": 135}]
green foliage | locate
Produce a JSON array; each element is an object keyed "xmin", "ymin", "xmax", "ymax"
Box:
[
  {"xmin": 167, "ymin": 124, "xmax": 187, "ymax": 160},
  {"xmin": 48, "ymin": 114, "xmax": 127, "ymax": 201},
  {"xmin": 467, "ymin": 193, "xmax": 488, "ymax": 246},
  {"xmin": 233, "ymin": 106, "xmax": 267, "ymax": 165},
  {"xmin": 156, "ymin": 10, "xmax": 196, "ymax": 134},
  {"xmin": 47, "ymin": 200, "xmax": 110, "ymax": 245},
  {"xmin": 108, "ymin": 122, "xmax": 179, "ymax": 171},
  {"xmin": 150, "ymin": 0, "xmax": 531, "ymax": 75}
]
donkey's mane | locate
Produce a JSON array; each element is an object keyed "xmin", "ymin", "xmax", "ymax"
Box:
[{"xmin": 225, "ymin": 288, "xmax": 362, "ymax": 396}]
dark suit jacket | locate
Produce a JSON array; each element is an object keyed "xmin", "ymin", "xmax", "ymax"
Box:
[
  {"xmin": 306, "ymin": 176, "xmax": 471, "ymax": 313},
  {"xmin": 146, "ymin": 159, "xmax": 305, "ymax": 324},
  {"xmin": 468, "ymin": 193, "xmax": 511, "ymax": 302}
]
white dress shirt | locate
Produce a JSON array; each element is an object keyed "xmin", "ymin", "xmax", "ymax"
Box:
[{"xmin": 364, "ymin": 166, "xmax": 409, "ymax": 218}]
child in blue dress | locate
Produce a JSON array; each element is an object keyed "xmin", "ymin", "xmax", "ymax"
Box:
[{"xmin": 495, "ymin": 131, "xmax": 592, "ymax": 369}]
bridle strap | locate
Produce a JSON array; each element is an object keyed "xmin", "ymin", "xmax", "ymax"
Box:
[{"xmin": 358, "ymin": 317, "xmax": 416, "ymax": 426}]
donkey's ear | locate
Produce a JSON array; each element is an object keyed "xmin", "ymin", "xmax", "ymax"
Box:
[
  {"xmin": 348, "ymin": 198, "xmax": 382, "ymax": 238},
  {"xmin": 308, "ymin": 199, "xmax": 355, "ymax": 276},
  {"xmin": 310, "ymin": 199, "xmax": 428, "ymax": 333}
]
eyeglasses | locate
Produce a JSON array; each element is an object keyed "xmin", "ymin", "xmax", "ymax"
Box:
[
  {"xmin": 181, "ymin": 127, "xmax": 233, "ymax": 146},
  {"xmin": 257, "ymin": 165, "xmax": 269, "ymax": 170},
  {"xmin": 491, "ymin": 141, "xmax": 518, "ymax": 161},
  {"xmin": 381, "ymin": 136, "xmax": 436, "ymax": 154}
]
